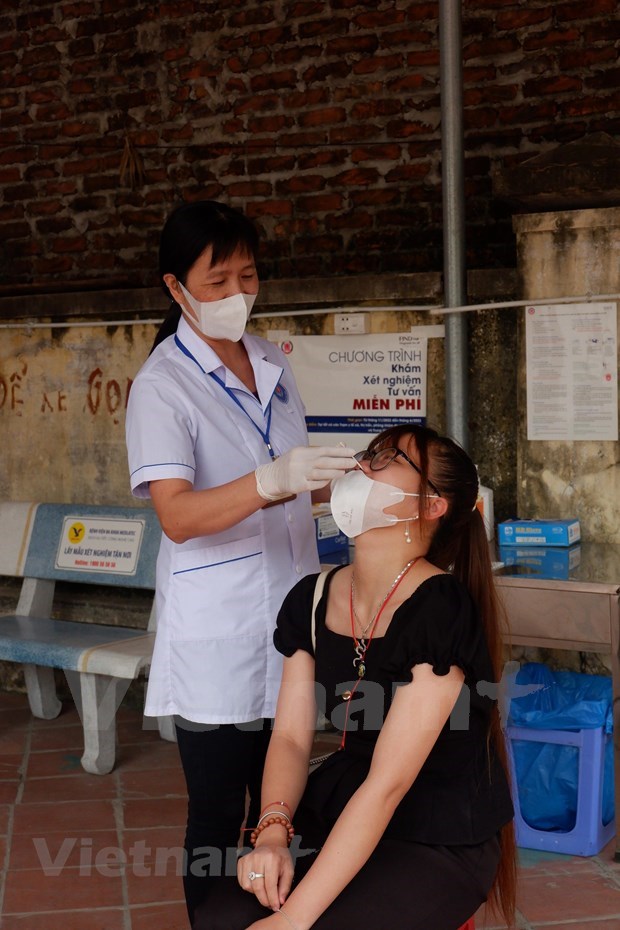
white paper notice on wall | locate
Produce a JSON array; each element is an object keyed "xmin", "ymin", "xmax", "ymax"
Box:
[
  {"xmin": 525, "ymin": 302, "xmax": 618, "ymax": 441},
  {"xmin": 284, "ymin": 333, "xmax": 429, "ymax": 448}
]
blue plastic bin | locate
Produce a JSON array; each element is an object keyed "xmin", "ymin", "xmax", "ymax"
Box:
[
  {"xmin": 507, "ymin": 663, "xmax": 615, "ymax": 856},
  {"xmin": 506, "ymin": 724, "xmax": 614, "ymax": 856}
]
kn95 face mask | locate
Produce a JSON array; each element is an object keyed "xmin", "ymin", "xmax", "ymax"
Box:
[
  {"xmin": 178, "ymin": 282, "xmax": 256, "ymax": 342},
  {"xmin": 330, "ymin": 468, "xmax": 421, "ymax": 538}
]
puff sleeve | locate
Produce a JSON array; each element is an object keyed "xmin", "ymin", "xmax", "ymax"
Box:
[
  {"xmin": 379, "ymin": 574, "xmax": 485, "ymax": 685},
  {"xmin": 273, "ymin": 572, "xmax": 319, "ymax": 658}
]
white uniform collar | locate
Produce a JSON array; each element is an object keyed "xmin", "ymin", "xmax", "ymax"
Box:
[{"xmin": 175, "ymin": 315, "xmax": 283, "ymax": 413}]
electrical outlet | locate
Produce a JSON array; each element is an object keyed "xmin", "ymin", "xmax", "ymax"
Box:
[{"xmin": 334, "ymin": 312, "xmax": 369, "ymax": 334}]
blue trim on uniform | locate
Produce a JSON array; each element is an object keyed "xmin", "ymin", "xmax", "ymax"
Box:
[
  {"xmin": 130, "ymin": 462, "xmax": 196, "ymax": 479},
  {"xmin": 172, "ymin": 550, "xmax": 262, "ymax": 575}
]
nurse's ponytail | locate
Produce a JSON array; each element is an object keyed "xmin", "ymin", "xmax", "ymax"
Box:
[{"xmin": 150, "ymin": 304, "xmax": 182, "ymax": 355}]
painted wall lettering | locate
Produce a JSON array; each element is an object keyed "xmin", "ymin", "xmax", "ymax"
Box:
[{"xmin": 87, "ymin": 369, "xmax": 133, "ymax": 422}]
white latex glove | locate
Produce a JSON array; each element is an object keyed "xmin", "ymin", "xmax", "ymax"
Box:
[{"xmin": 255, "ymin": 445, "xmax": 356, "ymax": 501}]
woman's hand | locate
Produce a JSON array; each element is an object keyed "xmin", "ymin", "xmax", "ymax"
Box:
[{"xmin": 238, "ymin": 845, "xmax": 294, "ymax": 911}]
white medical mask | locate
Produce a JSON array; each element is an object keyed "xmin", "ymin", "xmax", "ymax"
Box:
[
  {"xmin": 178, "ymin": 282, "xmax": 257, "ymax": 342},
  {"xmin": 330, "ymin": 469, "xmax": 422, "ymax": 538}
]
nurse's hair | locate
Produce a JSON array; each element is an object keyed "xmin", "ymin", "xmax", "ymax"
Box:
[{"xmin": 150, "ymin": 201, "xmax": 260, "ymax": 352}]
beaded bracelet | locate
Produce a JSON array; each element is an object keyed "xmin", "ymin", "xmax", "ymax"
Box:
[
  {"xmin": 250, "ymin": 815, "xmax": 295, "ymax": 847},
  {"xmin": 257, "ymin": 809, "xmax": 291, "ymax": 828}
]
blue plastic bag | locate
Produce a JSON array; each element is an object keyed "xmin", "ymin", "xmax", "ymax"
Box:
[{"xmin": 508, "ymin": 663, "xmax": 614, "ymax": 831}]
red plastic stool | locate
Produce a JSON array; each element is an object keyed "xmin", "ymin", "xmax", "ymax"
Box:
[{"xmin": 456, "ymin": 919, "xmax": 475, "ymax": 930}]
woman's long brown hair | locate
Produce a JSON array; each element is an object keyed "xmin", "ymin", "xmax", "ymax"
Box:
[{"xmin": 367, "ymin": 424, "xmax": 517, "ymax": 927}]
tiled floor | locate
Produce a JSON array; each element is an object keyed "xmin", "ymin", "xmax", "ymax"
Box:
[{"xmin": 1, "ymin": 690, "xmax": 620, "ymax": 930}]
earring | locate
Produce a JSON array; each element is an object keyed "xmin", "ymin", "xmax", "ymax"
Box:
[{"xmin": 404, "ymin": 514, "xmax": 419, "ymax": 543}]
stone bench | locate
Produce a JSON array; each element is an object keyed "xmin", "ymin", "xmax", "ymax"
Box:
[{"xmin": 0, "ymin": 501, "xmax": 171, "ymax": 774}]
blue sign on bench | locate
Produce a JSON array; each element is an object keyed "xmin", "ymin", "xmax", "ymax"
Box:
[{"xmin": 0, "ymin": 501, "xmax": 165, "ymax": 774}]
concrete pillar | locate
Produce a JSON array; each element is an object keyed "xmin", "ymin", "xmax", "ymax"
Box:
[{"xmin": 513, "ymin": 207, "xmax": 620, "ymax": 543}]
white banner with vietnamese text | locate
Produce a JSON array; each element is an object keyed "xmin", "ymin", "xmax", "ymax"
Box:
[{"xmin": 284, "ymin": 333, "xmax": 428, "ymax": 448}]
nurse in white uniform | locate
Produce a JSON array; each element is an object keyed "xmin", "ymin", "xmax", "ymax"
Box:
[{"xmin": 125, "ymin": 201, "xmax": 353, "ymax": 927}]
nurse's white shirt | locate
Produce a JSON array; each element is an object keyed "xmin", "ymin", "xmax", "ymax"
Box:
[{"xmin": 126, "ymin": 316, "xmax": 320, "ymax": 723}]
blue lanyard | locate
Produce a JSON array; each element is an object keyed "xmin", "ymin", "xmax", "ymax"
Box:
[{"xmin": 175, "ymin": 335, "xmax": 276, "ymax": 459}]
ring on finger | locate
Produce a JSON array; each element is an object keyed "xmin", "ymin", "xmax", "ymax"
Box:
[{"xmin": 248, "ymin": 871, "xmax": 265, "ymax": 881}]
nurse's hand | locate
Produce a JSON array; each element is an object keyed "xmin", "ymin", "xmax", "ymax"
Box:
[
  {"xmin": 238, "ymin": 844, "xmax": 294, "ymax": 911},
  {"xmin": 255, "ymin": 445, "xmax": 356, "ymax": 500}
]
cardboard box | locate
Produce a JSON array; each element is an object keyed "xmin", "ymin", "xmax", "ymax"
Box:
[
  {"xmin": 497, "ymin": 518, "xmax": 581, "ymax": 547},
  {"xmin": 313, "ymin": 505, "xmax": 348, "ymax": 556},
  {"xmin": 498, "ymin": 544, "xmax": 581, "ymax": 580}
]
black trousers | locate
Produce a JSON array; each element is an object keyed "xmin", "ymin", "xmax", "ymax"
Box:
[
  {"xmin": 195, "ymin": 832, "xmax": 501, "ymax": 930},
  {"xmin": 175, "ymin": 718, "xmax": 272, "ymax": 928}
]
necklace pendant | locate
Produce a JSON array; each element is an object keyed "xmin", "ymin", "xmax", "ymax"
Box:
[
  {"xmin": 341, "ymin": 690, "xmax": 352, "ymax": 701},
  {"xmin": 352, "ymin": 639, "xmax": 366, "ymax": 672},
  {"xmin": 357, "ymin": 662, "xmax": 366, "ymax": 679}
]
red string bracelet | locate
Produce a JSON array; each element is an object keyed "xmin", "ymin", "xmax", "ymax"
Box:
[{"xmin": 260, "ymin": 800, "xmax": 291, "ymax": 816}]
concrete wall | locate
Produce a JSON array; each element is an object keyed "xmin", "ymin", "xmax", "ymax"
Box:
[
  {"xmin": 0, "ymin": 269, "xmax": 519, "ymax": 515},
  {"xmin": 514, "ymin": 207, "xmax": 620, "ymax": 544},
  {"xmin": 1, "ymin": 322, "xmax": 151, "ymax": 507},
  {"xmin": 0, "ymin": 311, "xmax": 449, "ymax": 508}
]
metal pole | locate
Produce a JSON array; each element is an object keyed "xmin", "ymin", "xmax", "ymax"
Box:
[{"xmin": 440, "ymin": 0, "xmax": 469, "ymax": 449}]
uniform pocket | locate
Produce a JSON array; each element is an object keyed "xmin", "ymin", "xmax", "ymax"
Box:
[
  {"xmin": 169, "ymin": 535, "xmax": 264, "ymax": 639},
  {"xmin": 170, "ymin": 633, "xmax": 267, "ymax": 720}
]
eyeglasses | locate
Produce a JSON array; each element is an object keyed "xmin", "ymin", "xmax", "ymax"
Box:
[{"xmin": 354, "ymin": 447, "xmax": 442, "ymax": 497}]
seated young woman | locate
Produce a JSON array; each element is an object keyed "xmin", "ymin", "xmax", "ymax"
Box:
[{"xmin": 196, "ymin": 423, "xmax": 516, "ymax": 930}]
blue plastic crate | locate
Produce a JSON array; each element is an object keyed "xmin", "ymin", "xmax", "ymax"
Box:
[{"xmin": 506, "ymin": 724, "xmax": 615, "ymax": 856}]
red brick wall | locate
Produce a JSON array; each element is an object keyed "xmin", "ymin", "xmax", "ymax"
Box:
[{"xmin": 2, "ymin": 0, "xmax": 619, "ymax": 291}]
